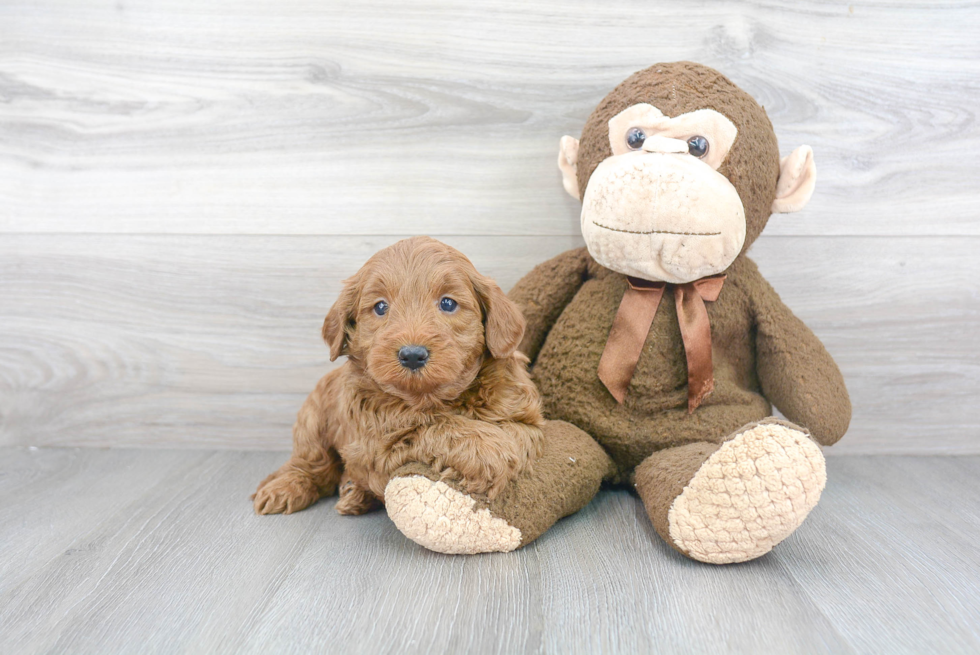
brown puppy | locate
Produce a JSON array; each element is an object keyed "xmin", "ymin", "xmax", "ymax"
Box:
[{"xmin": 253, "ymin": 236, "xmax": 544, "ymax": 517}]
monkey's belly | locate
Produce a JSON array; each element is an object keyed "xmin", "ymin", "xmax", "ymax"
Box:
[{"xmin": 531, "ymin": 277, "xmax": 771, "ymax": 473}]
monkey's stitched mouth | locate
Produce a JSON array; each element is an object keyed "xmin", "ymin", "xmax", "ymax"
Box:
[{"xmin": 592, "ymin": 221, "xmax": 721, "ymax": 236}]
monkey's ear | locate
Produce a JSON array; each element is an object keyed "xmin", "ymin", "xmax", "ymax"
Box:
[
  {"xmin": 558, "ymin": 135, "xmax": 581, "ymax": 200},
  {"xmin": 472, "ymin": 273, "xmax": 525, "ymax": 359},
  {"xmin": 771, "ymin": 145, "xmax": 817, "ymax": 214},
  {"xmin": 322, "ymin": 273, "xmax": 361, "ymax": 361}
]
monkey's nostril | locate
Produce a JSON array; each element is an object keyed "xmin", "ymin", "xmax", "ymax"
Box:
[{"xmin": 398, "ymin": 345, "xmax": 429, "ymax": 371}]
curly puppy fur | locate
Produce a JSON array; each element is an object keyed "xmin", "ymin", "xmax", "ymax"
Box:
[{"xmin": 253, "ymin": 237, "xmax": 544, "ymax": 516}]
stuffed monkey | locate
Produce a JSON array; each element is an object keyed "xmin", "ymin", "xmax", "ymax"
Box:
[{"xmin": 384, "ymin": 62, "xmax": 850, "ymax": 564}]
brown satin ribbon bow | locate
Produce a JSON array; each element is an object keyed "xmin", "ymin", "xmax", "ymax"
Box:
[{"xmin": 597, "ymin": 274, "xmax": 726, "ymax": 413}]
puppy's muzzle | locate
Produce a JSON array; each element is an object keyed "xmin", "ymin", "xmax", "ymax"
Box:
[{"xmin": 398, "ymin": 345, "xmax": 429, "ymax": 371}]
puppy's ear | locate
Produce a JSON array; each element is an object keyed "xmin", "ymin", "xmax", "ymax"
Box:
[
  {"xmin": 472, "ymin": 273, "xmax": 525, "ymax": 359},
  {"xmin": 322, "ymin": 273, "xmax": 361, "ymax": 362}
]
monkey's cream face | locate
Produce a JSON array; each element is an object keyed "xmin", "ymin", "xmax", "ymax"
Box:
[{"xmin": 578, "ymin": 104, "xmax": 745, "ymax": 284}]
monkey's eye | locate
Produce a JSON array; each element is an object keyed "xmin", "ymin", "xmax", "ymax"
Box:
[
  {"xmin": 439, "ymin": 297, "xmax": 458, "ymax": 313},
  {"xmin": 687, "ymin": 135, "xmax": 709, "ymax": 158},
  {"xmin": 373, "ymin": 300, "xmax": 389, "ymax": 316},
  {"xmin": 626, "ymin": 127, "xmax": 646, "ymax": 150}
]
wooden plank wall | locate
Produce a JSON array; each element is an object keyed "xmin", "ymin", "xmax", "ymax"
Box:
[{"xmin": 1, "ymin": 0, "xmax": 978, "ymax": 454}]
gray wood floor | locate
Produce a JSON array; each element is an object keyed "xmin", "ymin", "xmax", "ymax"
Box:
[{"xmin": 1, "ymin": 449, "xmax": 977, "ymax": 654}]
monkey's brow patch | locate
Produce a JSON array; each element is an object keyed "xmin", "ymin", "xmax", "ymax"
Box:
[{"xmin": 592, "ymin": 221, "xmax": 721, "ymax": 236}]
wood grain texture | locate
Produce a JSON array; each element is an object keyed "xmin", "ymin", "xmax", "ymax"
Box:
[
  {"xmin": 0, "ymin": 448, "xmax": 977, "ymax": 654},
  {"xmin": 2, "ymin": 234, "xmax": 978, "ymax": 453},
  {"xmin": 1, "ymin": 0, "xmax": 979, "ymax": 236},
  {"xmin": 1, "ymin": 0, "xmax": 979, "ymax": 454}
]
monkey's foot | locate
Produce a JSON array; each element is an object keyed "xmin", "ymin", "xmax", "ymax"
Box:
[
  {"xmin": 385, "ymin": 422, "xmax": 611, "ymax": 555},
  {"xmin": 670, "ymin": 420, "xmax": 826, "ymax": 564},
  {"xmin": 385, "ymin": 475, "xmax": 521, "ymax": 554},
  {"xmin": 636, "ymin": 418, "xmax": 826, "ymax": 564}
]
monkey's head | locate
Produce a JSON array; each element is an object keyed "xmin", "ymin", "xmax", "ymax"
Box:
[{"xmin": 558, "ymin": 62, "xmax": 816, "ymax": 284}]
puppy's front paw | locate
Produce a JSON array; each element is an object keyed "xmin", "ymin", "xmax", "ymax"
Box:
[
  {"xmin": 434, "ymin": 442, "xmax": 529, "ymax": 500},
  {"xmin": 335, "ymin": 479, "xmax": 379, "ymax": 516},
  {"xmin": 456, "ymin": 454, "xmax": 525, "ymax": 500},
  {"xmin": 252, "ymin": 471, "xmax": 319, "ymax": 515}
]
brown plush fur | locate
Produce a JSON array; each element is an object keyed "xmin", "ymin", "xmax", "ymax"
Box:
[
  {"xmin": 512, "ymin": 63, "xmax": 850, "ymax": 471},
  {"xmin": 496, "ymin": 63, "xmax": 851, "ymax": 553},
  {"xmin": 253, "ymin": 237, "xmax": 544, "ymax": 515},
  {"xmin": 514, "ymin": 250, "xmax": 850, "ymax": 472}
]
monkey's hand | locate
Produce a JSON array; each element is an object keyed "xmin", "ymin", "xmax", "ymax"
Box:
[{"xmin": 750, "ymin": 266, "xmax": 851, "ymax": 446}]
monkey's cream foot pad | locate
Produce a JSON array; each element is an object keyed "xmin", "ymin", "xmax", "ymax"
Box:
[
  {"xmin": 668, "ymin": 422, "xmax": 827, "ymax": 565},
  {"xmin": 385, "ymin": 476, "xmax": 521, "ymax": 554}
]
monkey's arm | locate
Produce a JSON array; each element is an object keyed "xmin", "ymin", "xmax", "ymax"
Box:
[
  {"xmin": 507, "ymin": 247, "xmax": 592, "ymax": 364},
  {"xmin": 746, "ymin": 262, "xmax": 851, "ymax": 446}
]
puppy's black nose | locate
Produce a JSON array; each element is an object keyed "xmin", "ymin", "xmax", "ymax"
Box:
[{"xmin": 398, "ymin": 345, "xmax": 429, "ymax": 371}]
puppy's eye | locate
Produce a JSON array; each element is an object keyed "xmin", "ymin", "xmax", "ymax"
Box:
[
  {"xmin": 687, "ymin": 135, "xmax": 709, "ymax": 158},
  {"xmin": 626, "ymin": 127, "xmax": 646, "ymax": 150},
  {"xmin": 439, "ymin": 297, "xmax": 458, "ymax": 313},
  {"xmin": 373, "ymin": 301, "xmax": 388, "ymax": 316}
]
